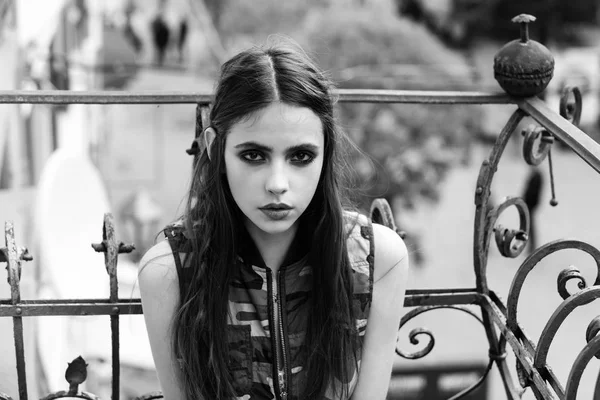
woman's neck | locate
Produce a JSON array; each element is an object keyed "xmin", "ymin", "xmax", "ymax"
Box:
[{"xmin": 245, "ymin": 222, "xmax": 299, "ymax": 274}]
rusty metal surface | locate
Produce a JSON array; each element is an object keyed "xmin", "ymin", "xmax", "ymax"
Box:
[
  {"xmin": 0, "ymin": 89, "xmax": 514, "ymax": 105},
  {"xmin": 0, "ymin": 290, "xmax": 475, "ymax": 316},
  {"xmin": 534, "ymin": 286, "xmax": 600, "ymax": 369},
  {"xmin": 480, "ymin": 294, "xmax": 556, "ymax": 399},
  {"xmin": 186, "ymin": 104, "xmax": 211, "ymax": 156},
  {"xmin": 566, "ymin": 330, "xmax": 600, "ymax": 400},
  {"xmin": 471, "ymin": 110, "xmax": 530, "ymax": 400},
  {"xmin": 4, "ymin": 222, "xmax": 28, "ymax": 400},
  {"xmin": 0, "ymin": 301, "xmax": 142, "ymax": 316},
  {"xmin": 473, "ymin": 109, "xmax": 526, "ymax": 292},
  {"xmin": 395, "ymin": 304, "xmax": 496, "ymax": 399},
  {"xmin": 518, "ymin": 96, "xmax": 600, "ymax": 174},
  {"xmin": 506, "ymin": 239, "xmax": 600, "ymax": 332},
  {"xmin": 397, "ymin": 304, "xmax": 486, "ymax": 360},
  {"xmin": 491, "ymin": 197, "xmax": 530, "ymax": 258},
  {"xmin": 91, "ymin": 213, "xmax": 132, "ymax": 400},
  {"xmin": 39, "ymin": 356, "xmax": 100, "ymax": 400}
]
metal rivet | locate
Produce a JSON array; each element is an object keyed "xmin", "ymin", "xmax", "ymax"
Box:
[
  {"xmin": 15, "ymin": 307, "xmax": 22, "ymax": 315},
  {"xmin": 112, "ymin": 306, "xmax": 120, "ymax": 314},
  {"xmin": 476, "ymin": 187, "xmax": 483, "ymax": 195}
]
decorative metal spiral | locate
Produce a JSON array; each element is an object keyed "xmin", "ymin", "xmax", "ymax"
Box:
[
  {"xmin": 396, "ymin": 305, "xmax": 495, "ymax": 400},
  {"xmin": 557, "ymin": 265, "xmax": 587, "ymax": 300},
  {"xmin": 488, "ymin": 197, "xmax": 530, "ymax": 259},
  {"xmin": 522, "ymin": 125, "xmax": 553, "ymax": 166},
  {"xmin": 401, "ymin": 327, "xmax": 435, "ymax": 360},
  {"xmin": 559, "ymin": 86, "xmax": 582, "ymax": 127},
  {"xmin": 535, "ymin": 286, "xmax": 600, "ymax": 369},
  {"xmin": 585, "ymin": 316, "xmax": 600, "ymax": 359},
  {"xmin": 506, "ymin": 239, "xmax": 600, "ymax": 331},
  {"xmin": 396, "ymin": 305, "xmax": 485, "ymax": 359},
  {"xmin": 565, "ymin": 318, "xmax": 600, "ymax": 399}
]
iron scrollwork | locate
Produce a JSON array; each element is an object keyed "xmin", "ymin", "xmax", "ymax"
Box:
[
  {"xmin": 397, "ymin": 305, "xmax": 494, "ymax": 400},
  {"xmin": 522, "ymin": 125, "xmax": 553, "ymax": 166},
  {"xmin": 557, "ymin": 265, "xmax": 587, "ymax": 300},
  {"xmin": 534, "ymin": 286, "xmax": 600, "ymax": 369},
  {"xmin": 506, "ymin": 239, "xmax": 600, "ymax": 331},
  {"xmin": 39, "ymin": 356, "xmax": 99, "ymax": 400},
  {"xmin": 488, "ymin": 197, "xmax": 530, "ymax": 259},
  {"xmin": 370, "ymin": 198, "xmax": 406, "ymax": 239},
  {"xmin": 565, "ymin": 332, "xmax": 600, "ymax": 400},
  {"xmin": 559, "ymin": 86, "xmax": 582, "ymax": 127}
]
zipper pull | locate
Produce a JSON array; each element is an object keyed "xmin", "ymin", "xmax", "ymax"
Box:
[{"xmin": 279, "ymin": 370, "xmax": 287, "ymax": 399}]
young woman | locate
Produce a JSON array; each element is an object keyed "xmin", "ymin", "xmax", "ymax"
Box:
[{"xmin": 138, "ymin": 42, "xmax": 409, "ymax": 400}]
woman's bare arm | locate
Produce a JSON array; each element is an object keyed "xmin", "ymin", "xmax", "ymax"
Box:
[
  {"xmin": 138, "ymin": 240, "xmax": 189, "ymax": 400},
  {"xmin": 351, "ymin": 223, "xmax": 409, "ymax": 400}
]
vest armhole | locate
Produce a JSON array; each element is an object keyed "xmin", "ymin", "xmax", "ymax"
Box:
[
  {"xmin": 164, "ymin": 228, "xmax": 188, "ymax": 298},
  {"xmin": 359, "ymin": 218, "xmax": 375, "ymax": 301},
  {"xmin": 367, "ymin": 218, "xmax": 375, "ymax": 299}
]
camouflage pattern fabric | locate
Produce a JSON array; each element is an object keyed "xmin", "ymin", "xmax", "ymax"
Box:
[{"xmin": 165, "ymin": 211, "xmax": 375, "ymax": 400}]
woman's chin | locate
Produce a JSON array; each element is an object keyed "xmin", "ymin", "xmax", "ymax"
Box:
[{"xmin": 246, "ymin": 215, "xmax": 299, "ymax": 237}]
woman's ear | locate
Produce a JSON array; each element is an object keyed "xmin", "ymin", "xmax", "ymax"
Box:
[{"xmin": 204, "ymin": 127, "xmax": 217, "ymax": 161}]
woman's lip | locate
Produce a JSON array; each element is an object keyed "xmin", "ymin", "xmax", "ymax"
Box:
[
  {"xmin": 260, "ymin": 205, "xmax": 293, "ymax": 210},
  {"xmin": 260, "ymin": 209, "xmax": 292, "ymax": 221}
]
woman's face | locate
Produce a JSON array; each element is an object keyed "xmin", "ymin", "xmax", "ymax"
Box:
[{"xmin": 224, "ymin": 102, "xmax": 324, "ymax": 240}]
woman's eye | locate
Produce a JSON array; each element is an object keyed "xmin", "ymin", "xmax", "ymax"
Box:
[
  {"xmin": 241, "ymin": 151, "xmax": 264, "ymax": 162},
  {"xmin": 291, "ymin": 151, "xmax": 314, "ymax": 164}
]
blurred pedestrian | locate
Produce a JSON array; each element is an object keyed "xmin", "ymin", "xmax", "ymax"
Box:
[
  {"xmin": 177, "ymin": 17, "xmax": 188, "ymax": 64},
  {"xmin": 522, "ymin": 167, "xmax": 543, "ymax": 255},
  {"xmin": 124, "ymin": 22, "xmax": 142, "ymax": 54},
  {"xmin": 151, "ymin": 15, "xmax": 170, "ymax": 66},
  {"xmin": 123, "ymin": 0, "xmax": 142, "ymax": 54}
]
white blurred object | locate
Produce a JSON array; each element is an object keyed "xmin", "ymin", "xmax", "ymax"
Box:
[
  {"xmin": 34, "ymin": 149, "xmax": 154, "ymax": 393},
  {"xmin": 15, "ymin": 0, "xmax": 67, "ymax": 48}
]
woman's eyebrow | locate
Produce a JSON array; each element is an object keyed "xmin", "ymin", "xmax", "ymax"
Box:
[
  {"xmin": 234, "ymin": 141, "xmax": 320, "ymax": 152},
  {"xmin": 234, "ymin": 141, "xmax": 272, "ymax": 152}
]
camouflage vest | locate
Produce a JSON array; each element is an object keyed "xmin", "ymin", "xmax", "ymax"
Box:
[{"xmin": 164, "ymin": 212, "xmax": 374, "ymax": 400}]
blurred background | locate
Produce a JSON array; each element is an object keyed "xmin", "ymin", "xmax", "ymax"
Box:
[{"xmin": 1, "ymin": 0, "xmax": 600, "ymax": 399}]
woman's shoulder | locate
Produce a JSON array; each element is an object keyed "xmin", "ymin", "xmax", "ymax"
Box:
[
  {"xmin": 371, "ymin": 222, "xmax": 408, "ymax": 283},
  {"xmin": 341, "ymin": 209, "xmax": 408, "ymax": 281},
  {"xmin": 137, "ymin": 239, "xmax": 179, "ymax": 292}
]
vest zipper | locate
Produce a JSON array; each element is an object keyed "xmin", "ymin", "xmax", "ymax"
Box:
[{"xmin": 272, "ymin": 270, "xmax": 288, "ymax": 400}]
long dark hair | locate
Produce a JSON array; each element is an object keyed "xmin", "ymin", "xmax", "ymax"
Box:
[{"xmin": 173, "ymin": 42, "xmax": 359, "ymax": 399}]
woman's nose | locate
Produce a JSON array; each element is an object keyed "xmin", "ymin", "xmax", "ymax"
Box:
[{"xmin": 265, "ymin": 164, "xmax": 289, "ymax": 195}]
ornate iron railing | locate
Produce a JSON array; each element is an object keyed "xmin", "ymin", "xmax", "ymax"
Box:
[{"xmin": 2, "ymin": 25, "xmax": 600, "ymax": 396}]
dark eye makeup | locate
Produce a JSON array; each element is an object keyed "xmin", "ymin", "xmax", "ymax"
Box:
[
  {"xmin": 238, "ymin": 149, "xmax": 317, "ymax": 165},
  {"xmin": 240, "ymin": 150, "xmax": 265, "ymax": 163},
  {"xmin": 290, "ymin": 151, "xmax": 315, "ymax": 164}
]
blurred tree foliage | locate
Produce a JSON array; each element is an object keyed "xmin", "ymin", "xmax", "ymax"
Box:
[
  {"xmin": 217, "ymin": 1, "xmax": 312, "ymax": 43},
  {"xmin": 454, "ymin": 0, "xmax": 599, "ymax": 45},
  {"xmin": 215, "ymin": 0, "xmax": 481, "ymax": 212},
  {"xmin": 300, "ymin": 5, "xmax": 481, "ymax": 210}
]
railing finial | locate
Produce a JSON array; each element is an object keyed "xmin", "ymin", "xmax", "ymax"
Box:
[{"xmin": 494, "ymin": 14, "xmax": 554, "ymax": 97}]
